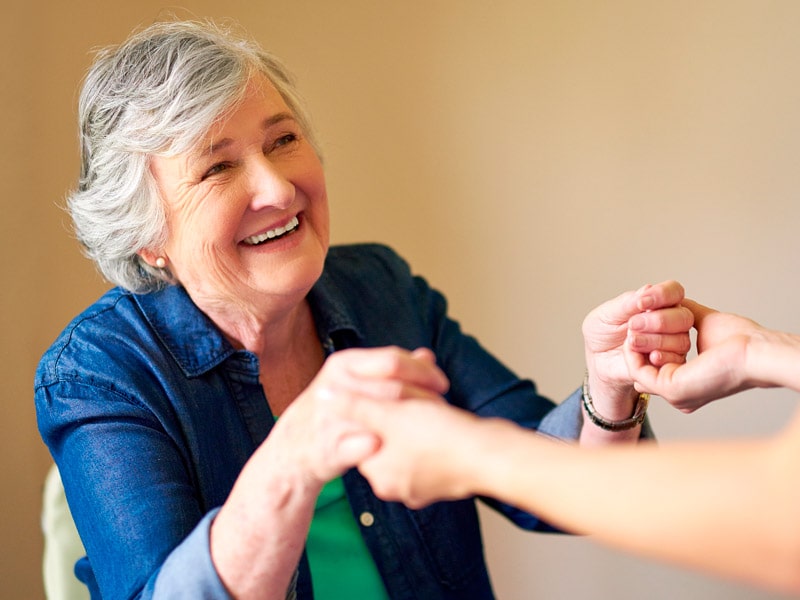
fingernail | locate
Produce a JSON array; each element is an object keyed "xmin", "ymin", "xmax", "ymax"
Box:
[
  {"xmin": 629, "ymin": 314, "xmax": 646, "ymax": 330},
  {"xmin": 627, "ymin": 332, "xmax": 645, "ymax": 348},
  {"xmin": 638, "ymin": 295, "xmax": 655, "ymax": 310}
]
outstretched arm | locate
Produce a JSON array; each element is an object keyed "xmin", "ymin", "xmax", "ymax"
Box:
[{"xmin": 351, "ymin": 396, "xmax": 800, "ymax": 595}]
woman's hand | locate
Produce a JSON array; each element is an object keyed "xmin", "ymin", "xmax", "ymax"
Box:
[
  {"xmin": 267, "ymin": 346, "xmax": 450, "ymax": 488},
  {"xmin": 581, "ymin": 281, "xmax": 693, "ymax": 437},
  {"xmin": 347, "ymin": 396, "xmax": 493, "ymax": 509},
  {"xmin": 625, "ymin": 299, "xmax": 780, "ymax": 412},
  {"xmin": 211, "ymin": 346, "xmax": 449, "ymax": 599}
]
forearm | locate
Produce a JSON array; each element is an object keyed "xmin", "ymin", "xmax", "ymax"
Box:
[
  {"xmin": 749, "ymin": 329, "xmax": 800, "ymax": 393},
  {"xmin": 474, "ymin": 417, "xmax": 800, "ymax": 594},
  {"xmin": 211, "ymin": 447, "xmax": 321, "ymax": 600}
]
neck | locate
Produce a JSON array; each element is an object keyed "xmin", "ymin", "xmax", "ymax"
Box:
[{"xmin": 223, "ymin": 299, "xmax": 314, "ymax": 359}]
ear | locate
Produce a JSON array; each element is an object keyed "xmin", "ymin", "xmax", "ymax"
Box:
[{"xmin": 138, "ymin": 249, "xmax": 163, "ymax": 268}]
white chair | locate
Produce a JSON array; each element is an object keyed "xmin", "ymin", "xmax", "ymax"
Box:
[{"xmin": 42, "ymin": 464, "xmax": 90, "ymax": 600}]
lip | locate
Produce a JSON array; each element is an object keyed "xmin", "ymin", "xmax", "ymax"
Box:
[{"xmin": 239, "ymin": 213, "xmax": 302, "ymax": 246}]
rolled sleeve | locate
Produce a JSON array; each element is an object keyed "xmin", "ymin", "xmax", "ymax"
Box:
[
  {"xmin": 151, "ymin": 510, "xmax": 232, "ymax": 599},
  {"xmin": 538, "ymin": 387, "xmax": 655, "ymax": 441}
]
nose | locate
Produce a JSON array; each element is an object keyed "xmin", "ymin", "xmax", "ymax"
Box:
[{"xmin": 247, "ymin": 154, "xmax": 295, "ymax": 211}]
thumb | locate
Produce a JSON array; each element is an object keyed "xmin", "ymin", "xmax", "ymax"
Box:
[
  {"xmin": 681, "ymin": 298, "xmax": 716, "ymax": 327},
  {"xmin": 336, "ymin": 432, "xmax": 381, "ymax": 466}
]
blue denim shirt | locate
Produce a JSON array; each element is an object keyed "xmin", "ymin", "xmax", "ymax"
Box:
[{"xmin": 36, "ymin": 243, "xmax": 598, "ymax": 600}]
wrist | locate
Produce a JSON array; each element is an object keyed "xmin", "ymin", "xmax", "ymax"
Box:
[
  {"xmin": 581, "ymin": 370, "xmax": 648, "ymax": 433},
  {"xmin": 583, "ymin": 371, "xmax": 638, "ymax": 420},
  {"xmin": 476, "ymin": 419, "xmax": 537, "ymax": 498}
]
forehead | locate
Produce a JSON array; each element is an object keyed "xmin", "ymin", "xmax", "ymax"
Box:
[
  {"xmin": 195, "ymin": 74, "xmax": 292, "ymax": 150},
  {"xmin": 236, "ymin": 73, "xmax": 289, "ymax": 113}
]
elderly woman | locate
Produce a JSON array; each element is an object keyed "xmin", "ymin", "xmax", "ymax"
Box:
[{"xmin": 35, "ymin": 19, "xmax": 692, "ymax": 600}]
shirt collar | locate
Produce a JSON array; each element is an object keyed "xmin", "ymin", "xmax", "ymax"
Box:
[
  {"xmin": 133, "ymin": 285, "xmax": 236, "ymax": 377},
  {"xmin": 132, "ymin": 261, "xmax": 364, "ymax": 377},
  {"xmin": 308, "ymin": 264, "xmax": 366, "ymax": 347}
]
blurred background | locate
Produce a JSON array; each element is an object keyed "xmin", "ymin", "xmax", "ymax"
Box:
[{"xmin": 3, "ymin": 1, "xmax": 799, "ymax": 597}]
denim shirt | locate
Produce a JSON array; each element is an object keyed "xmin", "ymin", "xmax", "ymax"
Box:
[{"xmin": 36, "ymin": 243, "xmax": 600, "ymax": 600}]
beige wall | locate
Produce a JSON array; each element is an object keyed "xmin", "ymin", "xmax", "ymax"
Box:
[{"xmin": 4, "ymin": 1, "xmax": 799, "ymax": 598}]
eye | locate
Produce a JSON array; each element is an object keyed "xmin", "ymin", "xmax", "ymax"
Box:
[
  {"xmin": 201, "ymin": 162, "xmax": 230, "ymax": 180},
  {"xmin": 270, "ymin": 133, "xmax": 299, "ymax": 151}
]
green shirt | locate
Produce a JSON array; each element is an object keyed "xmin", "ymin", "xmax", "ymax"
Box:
[{"xmin": 306, "ymin": 477, "xmax": 390, "ymax": 599}]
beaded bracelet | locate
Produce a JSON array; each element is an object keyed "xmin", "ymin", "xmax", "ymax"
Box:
[{"xmin": 581, "ymin": 371, "xmax": 649, "ymax": 432}]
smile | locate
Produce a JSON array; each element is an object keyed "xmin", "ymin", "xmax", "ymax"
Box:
[{"xmin": 243, "ymin": 216, "xmax": 300, "ymax": 245}]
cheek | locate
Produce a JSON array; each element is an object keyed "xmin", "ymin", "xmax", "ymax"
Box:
[
  {"xmin": 300, "ymin": 164, "xmax": 330, "ymax": 231},
  {"xmin": 300, "ymin": 152, "xmax": 327, "ymax": 199},
  {"xmin": 166, "ymin": 201, "xmax": 241, "ymax": 261},
  {"xmin": 310, "ymin": 191, "xmax": 330, "ymax": 245}
]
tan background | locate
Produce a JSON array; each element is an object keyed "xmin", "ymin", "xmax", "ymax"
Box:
[{"xmin": 3, "ymin": 1, "xmax": 799, "ymax": 598}]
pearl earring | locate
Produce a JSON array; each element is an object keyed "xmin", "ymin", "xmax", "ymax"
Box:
[{"xmin": 155, "ymin": 257, "xmax": 167, "ymax": 269}]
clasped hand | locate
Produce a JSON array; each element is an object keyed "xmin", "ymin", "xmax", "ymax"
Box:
[
  {"xmin": 580, "ymin": 280, "xmax": 693, "ymax": 421},
  {"xmin": 275, "ymin": 280, "xmax": 696, "ymax": 500},
  {"xmin": 267, "ymin": 346, "xmax": 449, "ymax": 487},
  {"xmin": 625, "ymin": 299, "xmax": 769, "ymax": 412}
]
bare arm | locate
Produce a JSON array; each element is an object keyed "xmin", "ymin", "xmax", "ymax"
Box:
[
  {"xmin": 210, "ymin": 347, "xmax": 448, "ymax": 599},
  {"xmin": 482, "ymin": 413, "xmax": 800, "ymax": 595},
  {"xmin": 352, "ymin": 397, "xmax": 800, "ymax": 595},
  {"xmin": 350, "ymin": 299, "xmax": 800, "ymax": 593}
]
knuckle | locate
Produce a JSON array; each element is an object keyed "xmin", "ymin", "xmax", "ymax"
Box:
[{"xmin": 325, "ymin": 351, "xmax": 346, "ymax": 369}]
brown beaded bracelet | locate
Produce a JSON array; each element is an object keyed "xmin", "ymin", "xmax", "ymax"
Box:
[{"xmin": 581, "ymin": 371, "xmax": 649, "ymax": 432}]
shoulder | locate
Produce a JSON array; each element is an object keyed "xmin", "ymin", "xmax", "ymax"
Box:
[
  {"xmin": 322, "ymin": 243, "xmax": 419, "ymax": 297},
  {"xmin": 325, "ymin": 243, "xmax": 412, "ymax": 279},
  {"xmin": 316, "ymin": 244, "xmax": 449, "ymax": 348},
  {"xmin": 35, "ymin": 287, "xmax": 156, "ymax": 388}
]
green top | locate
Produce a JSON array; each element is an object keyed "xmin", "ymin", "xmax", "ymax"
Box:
[{"xmin": 306, "ymin": 476, "xmax": 390, "ymax": 599}]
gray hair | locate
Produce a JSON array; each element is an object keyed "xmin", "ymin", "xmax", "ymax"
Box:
[{"xmin": 68, "ymin": 19, "xmax": 321, "ymax": 293}]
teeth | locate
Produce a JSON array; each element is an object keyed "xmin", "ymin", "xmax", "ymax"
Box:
[{"xmin": 244, "ymin": 216, "xmax": 299, "ymax": 245}]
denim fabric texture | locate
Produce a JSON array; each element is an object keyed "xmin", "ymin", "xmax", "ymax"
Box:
[{"xmin": 36, "ymin": 243, "xmax": 599, "ymax": 600}]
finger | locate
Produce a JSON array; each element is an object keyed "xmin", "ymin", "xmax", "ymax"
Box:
[
  {"xmin": 626, "ymin": 331, "xmax": 692, "ymax": 355},
  {"xmin": 329, "ymin": 347, "xmax": 450, "ymax": 394},
  {"xmin": 647, "ymin": 350, "xmax": 688, "ymax": 367},
  {"xmin": 358, "ymin": 347, "xmax": 449, "ymax": 393},
  {"xmin": 344, "ymin": 394, "xmax": 395, "ymax": 432},
  {"xmin": 411, "ymin": 347, "xmax": 437, "ymax": 364},
  {"xmin": 623, "ymin": 342, "xmax": 671, "ymax": 392},
  {"xmin": 336, "ymin": 432, "xmax": 381, "ymax": 466},
  {"xmin": 629, "ymin": 305, "xmax": 694, "ymax": 334},
  {"xmin": 355, "ymin": 380, "xmax": 447, "ymax": 402},
  {"xmin": 591, "ymin": 280, "xmax": 685, "ymax": 329},
  {"xmin": 623, "ymin": 342, "xmax": 656, "ymax": 380},
  {"xmin": 681, "ymin": 298, "xmax": 718, "ymax": 327},
  {"xmin": 635, "ymin": 280, "xmax": 685, "ymax": 312},
  {"xmin": 357, "ymin": 459, "xmax": 408, "ymax": 505},
  {"xmin": 624, "ymin": 340, "xmax": 736, "ymax": 410}
]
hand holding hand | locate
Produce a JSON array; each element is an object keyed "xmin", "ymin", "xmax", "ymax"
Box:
[
  {"xmin": 348, "ymin": 396, "xmax": 484, "ymax": 508},
  {"xmin": 268, "ymin": 346, "xmax": 449, "ymax": 488},
  {"xmin": 582, "ymin": 280, "xmax": 693, "ymax": 420},
  {"xmin": 625, "ymin": 300, "xmax": 773, "ymax": 412}
]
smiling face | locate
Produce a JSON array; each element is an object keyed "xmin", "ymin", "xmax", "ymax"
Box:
[{"xmin": 146, "ymin": 74, "xmax": 329, "ymax": 330}]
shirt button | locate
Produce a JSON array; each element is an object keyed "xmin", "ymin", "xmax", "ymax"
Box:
[{"xmin": 359, "ymin": 511, "xmax": 375, "ymax": 527}]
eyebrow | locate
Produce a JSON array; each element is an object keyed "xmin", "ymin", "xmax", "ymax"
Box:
[{"xmin": 198, "ymin": 112, "xmax": 296, "ymax": 158}]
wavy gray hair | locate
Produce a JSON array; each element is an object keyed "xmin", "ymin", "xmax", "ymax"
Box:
[{"xmin": 68, "ymin": 19, "xmax": 321, "ymax": 293}]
